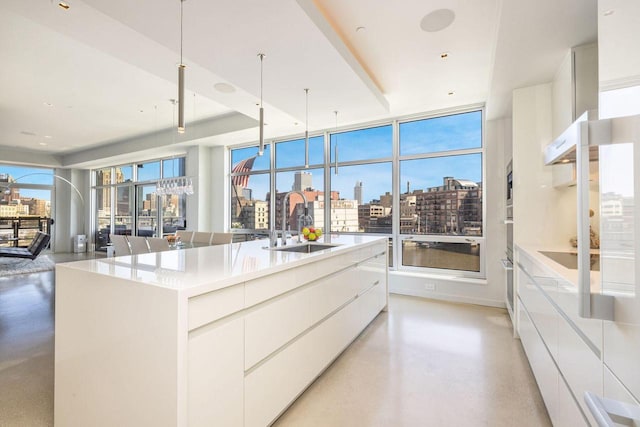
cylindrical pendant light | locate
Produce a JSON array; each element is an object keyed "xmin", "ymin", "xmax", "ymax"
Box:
[
  {"xmin": 334, "ymin": 110, "xmax": 339, "ymax": 175},
  {"xmin": 258, "ymin": 53, "xmax": 266, "ymax": 156},
  {"xmin": 177, "ymin": 0, "xmax": 186, "ymax": 134},
  {"xmin": 304, "ymin": 88, "xmax": 309, "ymax": 169}
]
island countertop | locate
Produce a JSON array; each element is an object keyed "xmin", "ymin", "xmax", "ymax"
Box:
[
  {"xmin": 57, "ymin": 234, "xmax": 387, "ymax": 297},
  {"xmin": 55, "ymin": 234, "xmax": 389, "ymax": 426}
]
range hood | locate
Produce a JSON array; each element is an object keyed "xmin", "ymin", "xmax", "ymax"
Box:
[{"xmin": 544, "ymin": 111, "xmax": 599, "ymax": 165}]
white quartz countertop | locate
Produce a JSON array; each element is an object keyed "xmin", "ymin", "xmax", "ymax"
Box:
[
  {"xmin": 56, "ymin": 235, "xmax": 387, "ymax": 296},
  {"xmin": 515, "ymin": 243, "xmax": 600, "ymax": 290}
]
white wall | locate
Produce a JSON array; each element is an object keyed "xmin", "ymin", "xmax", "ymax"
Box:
[
  {"xmin": 53, "ymin": 168, "xmax": 89, "ymax": 252},
  {"xmin": 598, "ymin": 0, "xmax": 640, "ymax": 92},
  {"xmin": 389, "ymin": 117, "xmax": 510, "ymax": 308},
  {"xmin": 184, "ymin": 145, "xmax": 229, "ymax": 233},
  {"xmin": 513, "ymin": 83, "xmax": 577, "ymax": 248},
  {"xmin": 186, "ymin": 146, "xmax": 212, "ymax": 231},
  {"xmin": 210, "ymin": 146, "xmax": 229, "ymax": 232}
]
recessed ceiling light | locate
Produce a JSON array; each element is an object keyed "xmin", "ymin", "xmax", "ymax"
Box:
[
  {"xmin": 440, "ymin": 52, "xmax": 449, "ymax": 59},
  {"xmin": 603, "ymin": 9, "xmax": 614, "ymax": 16},
  {"xmin": 39, "ymin": 142, "xmax": 48, "ymax": 146},
  {"xmin": 58, "ymin": 2, "xmax": 70, "ymax": 10},
  {"xmin": 448, "ymin": 91, "xmax": 455, "ymax": 96},
  {"xmin": 356, "ymin": 26, "xmax": 366, "ymax": 33},
  {"xmin": 420, "ymin": 9, "xmax": 455, "ymax": 32},
  {"xmin": 561, "ymin": 159, "xmax": 570, "ymax": 163},
  {"xmin": 214, "ymin": 82, "xmax": 236, "ymax": 93},
  {"xmin": 44, "ymin": 135, "xmax": 53, "ymax": 139},
  {"xmin": 43, "ymin": 102, "xmax": 53, "ymax": 107}
]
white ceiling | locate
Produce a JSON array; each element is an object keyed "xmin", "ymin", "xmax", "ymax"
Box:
[{"xmin": 0, "ymin": 0, "xmax": 596, "ymax": 168}]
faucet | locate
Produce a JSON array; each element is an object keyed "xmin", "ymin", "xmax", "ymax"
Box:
[{"xmin": 281, "ymin": 191, "xmax": 308, "ymax": 246}]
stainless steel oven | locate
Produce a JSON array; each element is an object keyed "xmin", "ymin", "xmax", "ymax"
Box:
[{"xmin": 503, "ymin": 161, "xmax": 514, "ymax": 320}]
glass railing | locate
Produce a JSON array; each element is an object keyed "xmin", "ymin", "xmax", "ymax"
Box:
[{"xmin": 0, "ymin": 216, "xmax": 52, "ymax": 247}]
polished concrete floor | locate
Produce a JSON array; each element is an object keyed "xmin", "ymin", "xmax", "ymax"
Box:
[
  {"xmin": 274, "ymin": 295, "xmax": 551, "ymax": 427},
  {"xmin": 0, "ymin": 253, "xmax": 550, "ymax": 427}
]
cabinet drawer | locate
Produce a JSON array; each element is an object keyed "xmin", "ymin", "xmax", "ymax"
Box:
[
  {"xmin": 245, "ymin": 256, "xmax": 352, "ymax": 307},
  {"xmin": 518, "ymin": 299, "xmax": 559, "ymax": 425},
  {"xmin": 244, "ymin": 293, "xmax": 363, "ymax": 427},
  {"xmin": 188, "ymin": 318, "xmax": 244, "ymax": 427},
  {"xmin": 558, "ymin": 374, "xmax": 589, "ymax": 427},
  {"xmin": 356, "ymin": 251, "xmax": 386, "ymax": 295},
  {"xmin": 555, "ymin": 277, "xmax": 602, "ymax": 353},
  {"xmin": 603, "ymin": 364, "xmax": 640, "ymax": 411},
  {"xmin": 517, "ymin": 266, "xmax": 559, "ymax": 362},
  {"xmin": 188, "ymin": 284, "xmax": 244, "ymax": 331},
  {"xmin": 557, "ymin": 317, "xmax": 602, "ymax": 426},
  {"xmin": 244, "ymin": 266, "xmax": 359, "ymax": 370},
  {"xmin": 358, "ymin": 279, "xmax": 386, "ymax": 329}
]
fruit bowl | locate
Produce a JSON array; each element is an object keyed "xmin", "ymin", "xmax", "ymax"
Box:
[{"xmin": 301, "ymin": 227, "xmax": 322, "ymax": 241}]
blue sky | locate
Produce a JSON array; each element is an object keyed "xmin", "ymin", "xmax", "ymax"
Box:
[
  {"xmin": 330, "ymin": 125, "xmax": 392, "ymax": 162},
  {"xmin": 400, "ymin": 111, "xmax": 482, "ymax": 155},
  {"xmin": 0, "ymin": 165, "xmax": 53, "ymax": 199},
  {"xmin": 232, "ymin": 110, "xmax": 483, "ymax": 205}
]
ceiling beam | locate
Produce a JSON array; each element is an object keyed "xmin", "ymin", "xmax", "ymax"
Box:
[
  {"xmin": 296, "ymin": 0, "xmax": 390, "ymax": 113},
  {"xmin": 61, "ymin": 112, "xmax": 258, "ymax": 168}
]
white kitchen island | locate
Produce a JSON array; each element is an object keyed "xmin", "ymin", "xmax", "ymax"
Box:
[{"xmin": 55, "ymin": 235, "xmax": 388, "ymax": 427}]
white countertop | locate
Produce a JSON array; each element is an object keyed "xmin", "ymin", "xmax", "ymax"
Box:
[
  {"xmin": 515, "ymin": 243, "xmax": 600, "ymax": 290},
  {"xmin": 56, "ymin": 235, "xmax": 386, "ymax": 296}
]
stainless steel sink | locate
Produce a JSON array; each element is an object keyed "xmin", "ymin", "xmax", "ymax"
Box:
[{"xmin": 270, "ymin": 243, "xmax": 339, "ymax": 253}]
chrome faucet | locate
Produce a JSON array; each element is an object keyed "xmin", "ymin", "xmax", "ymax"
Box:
[{"xmin": 281, "ymin": 190, "xmax": 308, "ymax": 246}]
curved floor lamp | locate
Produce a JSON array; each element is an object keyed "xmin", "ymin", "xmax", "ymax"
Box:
[{"xmin": 1, "ymin": 173, "xmax": 86, "ymax": 247}]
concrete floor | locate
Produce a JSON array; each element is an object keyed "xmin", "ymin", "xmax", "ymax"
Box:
[{"xmin": 0, "ymin": 253, "xmax": 550, "ymax": 426}]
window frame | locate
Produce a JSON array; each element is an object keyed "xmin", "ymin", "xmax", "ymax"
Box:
[
  {"xmin": 91, "ymin": 155, "xmax": 188, "ymax": 249},
  {"xmin": 228, "ymin": 105, "xmax": 485, "ymax": 278}
]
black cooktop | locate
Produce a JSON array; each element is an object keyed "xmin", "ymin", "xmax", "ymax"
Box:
[{"xmin": 539, "ymin": 251, "xmax": 600, "ymax": 271}]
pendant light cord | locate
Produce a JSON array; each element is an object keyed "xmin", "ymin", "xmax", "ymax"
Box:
[
  {"xmin": 180, "ymin": 0, "xmax": 184, "ymax": 65},
  {"xmin": 259, "ymin": 54, "xmax": 264, "ymax": 107}
]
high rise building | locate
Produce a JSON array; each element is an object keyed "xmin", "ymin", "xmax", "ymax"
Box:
[
  {"xmin": 354, "ymin": 181, "xmax": 363, "ymax": 205},
  {"xmin": 293, "ymin": 172, "xmax": 313, "ymax": 192}
]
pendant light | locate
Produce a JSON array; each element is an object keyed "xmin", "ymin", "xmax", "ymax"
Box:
[
  {"xmin": 304, "ymin": 88, "xmax": 309, "ymax": 168},
  {"xmin": 177, "ymin": 0, "xmax": 186, "ymax": 134},
  {"xmin": 334, "ymin": 111, "xmax": 339, "ymax": 175},
  {"xmin": 257, "ymin": 53, "xmax": 266, "ymax": 156}
]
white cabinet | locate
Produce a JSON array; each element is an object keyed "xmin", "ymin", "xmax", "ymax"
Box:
[
  {"xmin": 244, "ymin": 266, "xmax": 359, "ymax": 370},
  {"xmin": 551, "ymin": 44, "xmax": 598, "ymax": 139},
  {"xmin": 244, "ymin": 243, "xmax": 387, "ymax": 426},
  {"xmin": 517, "ymin": 299, "xmax": 560, "ymax": 425},
  {"xmin": 516, "ymin": 247, "xmax": 595, "ymax": 426},
  {"xmin": 188, "ymin": 318, "xmax": 244, "ymax": 426},
  {"xmin": 55, "ymin": 237, "xmax": 388, "ymax": 427}
]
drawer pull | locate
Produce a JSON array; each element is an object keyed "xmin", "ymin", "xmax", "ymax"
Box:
[
  {"xmin": 585, "ymin": 391, "xmax": 640, "ymax": 427},
  {"xmin": 500, "ymin": 259, "xmax": 513, "ymax": 271}
]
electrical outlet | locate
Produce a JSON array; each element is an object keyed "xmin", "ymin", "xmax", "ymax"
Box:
[{"xmin": 424, "ymin": 283, "xmax": 436, "ymax": 291}]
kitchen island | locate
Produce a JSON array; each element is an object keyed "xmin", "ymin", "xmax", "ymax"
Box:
[{"xmin": 55, "ymin": 235, "xmax": 388, "ymax": 427}]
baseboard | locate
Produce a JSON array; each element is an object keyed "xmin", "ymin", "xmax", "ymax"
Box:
[{"xmin": 389, "ymin": 285, "xmax": 506, "ymax": 309}]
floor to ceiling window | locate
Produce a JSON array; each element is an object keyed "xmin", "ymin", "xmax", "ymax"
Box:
[
  {"xmin": 398, "ymin": 110, "xmax": 484, "ymax": 277},
  {"xmin": 275, "ymin": 136, "xmax": 324, "ymax": 232},
  {"xmin": 92, "ymin": 157, "xmax": 187, "ymax": 250},
  {"xmin": 0, "ymin": 164, "xmax": 53, "ymax": 247},
  {"xmin": 230, "ymin": 145, "xmax": 271, "ymax": 231},
  {"xmin": 229, "ymin": 107, "xmax": 484, "ymax": 278}
]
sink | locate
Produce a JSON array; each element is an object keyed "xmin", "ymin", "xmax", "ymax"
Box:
[
  {"xmin": 539, "ymin": 251, "xmax": 600, "ymax": 271},
  {"xmin": 270, "ymin": 243, "xmax": 340, "ymax": 253}
]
